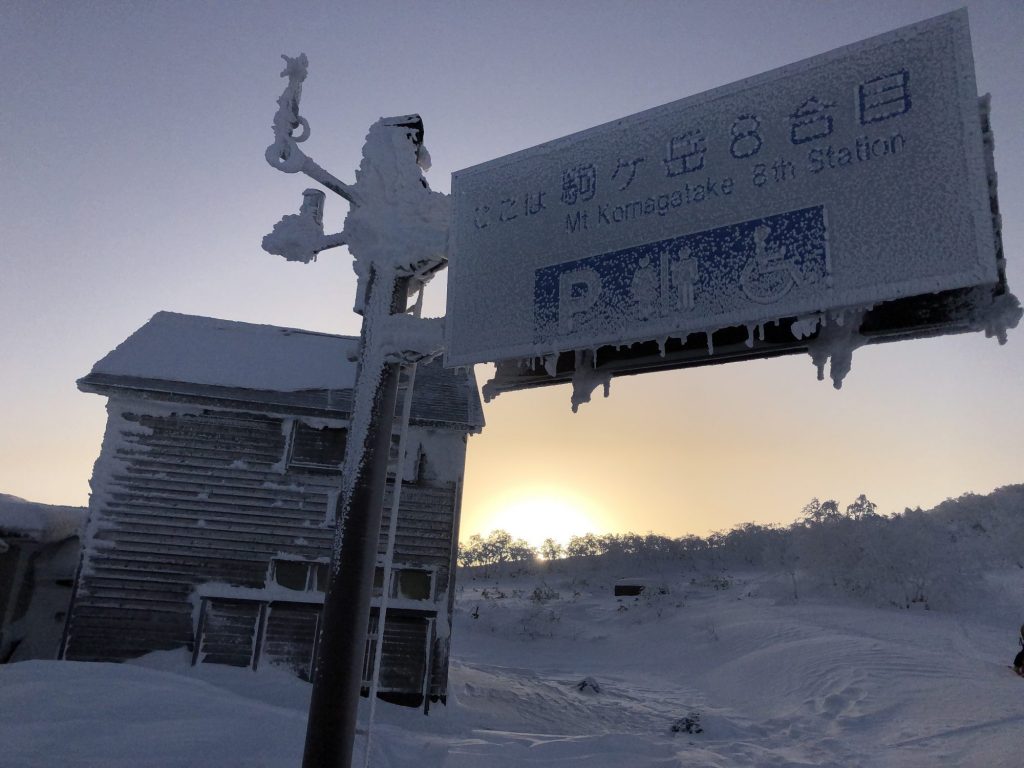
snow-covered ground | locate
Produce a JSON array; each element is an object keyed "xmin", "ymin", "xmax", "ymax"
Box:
[{"xmin": 4, "ymin": 554, "xmax": 1022, "ymax": 767}]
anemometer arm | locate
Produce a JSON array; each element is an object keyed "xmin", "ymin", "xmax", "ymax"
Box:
[{"xmin": 264, "ymin": 53, "xmax": 360, "ymax": 207}]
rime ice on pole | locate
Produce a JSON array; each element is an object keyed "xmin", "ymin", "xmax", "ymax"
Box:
[{"xmin": 259, "ymin": 54, "xmax": 455, "ymax": 768}]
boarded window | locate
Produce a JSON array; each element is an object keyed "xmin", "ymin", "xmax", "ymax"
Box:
[
  {"xmin": 289, "ymin": 422, "xmax": 347, "ymax": 469},
  {"xmin": 198, "ymin": 599, "xmax": 260, "ymax": 667},
  {"xmin": 361, "ymin": 610, "xmax": 429, "ymax": 694},
  {"xmin": 262, "ymin": 603, "xmax": 319, "ymax": 680},
  {"xmin": 378, "ymin": 613, "xmax": 429, "ymax": 693}
]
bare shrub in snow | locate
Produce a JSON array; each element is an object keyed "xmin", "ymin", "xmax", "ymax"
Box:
[
  {"xmin": 671, "ymin": 712, "xmax": 703, "ymax": 734},
  {"xmin": 530, "ymin": 584, "xmax": 560, "ymax": 603}
]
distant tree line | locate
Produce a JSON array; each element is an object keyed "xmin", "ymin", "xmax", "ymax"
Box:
[
  {"xmin": 457, "ymin": 530, "xmax": 536, "ymax": 568},
  {"xmin": 458, "ymin": 485, "xmax": 1024, "ymax": 610},
  {"xmin": 456, "ymin": 530, "xmax": 706, "ymax": 567},
  {"xmin": 458, "ymin": 495, "xmax": 882, "ymax": 566}
]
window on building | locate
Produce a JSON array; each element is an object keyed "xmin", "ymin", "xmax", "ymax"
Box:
[
  {"xmin": 385, "ymin": 435, "xmax": 422, "ymax": 482},
  {"xmin": 271, "ymin": 559, "xmax": 328, "ymax": 592},
  {"xmin": 312, "ymin": 563, "xmax": 329, "ymax": 591},
  {"xmin": 391, "ymin": 568, "xmax": 433, "ymax": 601},
  {"xmin": 369, "ymin": 565, "xmax": 434, "ymax": 601},
  {"xmin": 289, "ymin": 422, "xmax": 347, "ymax": 469},
  {"xmin": 385, "ymin": 434, "xmax": 402, "ymax": 479}
]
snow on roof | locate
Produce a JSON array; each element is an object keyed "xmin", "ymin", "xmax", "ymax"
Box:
[
  {"xmin": 90, "ymin": 312, "xmax": 358, "ymax": 392},
  {"xmin": 0, "ymin": 493, "xmax": 86, "ymax": 543}
]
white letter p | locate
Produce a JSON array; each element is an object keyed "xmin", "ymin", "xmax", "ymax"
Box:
[{"xmin": 558, "ymin": 268, "xmax": 602, "ymax": 334}]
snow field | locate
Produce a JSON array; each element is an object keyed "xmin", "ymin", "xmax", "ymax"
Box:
[
  {"xmin": 2, "ymin": 559, "xmax": 1022, "ymax": 767},
  {"xmin": 447, "ymin": 563, "xmax": 1024, "ymax": 767}
]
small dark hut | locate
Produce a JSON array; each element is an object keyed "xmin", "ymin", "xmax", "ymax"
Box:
[
  {"xmin": 0, "ymin": 494, "xmax": 85, "ymax": 663},
  {"xmin": 62, "ymin": 312, "xmax": 483, "ymax": 707}
]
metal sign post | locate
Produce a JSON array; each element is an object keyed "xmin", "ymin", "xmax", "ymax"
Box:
[
  {"xmin": 261, "ymin": 54, "xmax": 448, "ymax": 768},
  {"xmin": 303, "ymin": 265, "xmax": 408, "ymax": 767}
]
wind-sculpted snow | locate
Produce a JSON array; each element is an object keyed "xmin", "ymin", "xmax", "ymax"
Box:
[{"xmin": 5, "ymin": 569, "xmax": 1023, "ymax": 766}]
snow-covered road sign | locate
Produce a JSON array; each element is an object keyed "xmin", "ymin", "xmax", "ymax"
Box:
[{"xmin": 445, "ymin": 10, "xmax": 1003, "ymax": 377}]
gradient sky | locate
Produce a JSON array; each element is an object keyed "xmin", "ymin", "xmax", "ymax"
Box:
[{"xmin": 2, "ymin": 0, "xmax": 1022, "ymax": 547}]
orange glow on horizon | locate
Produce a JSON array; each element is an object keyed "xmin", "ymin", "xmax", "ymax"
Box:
[{"xmin": 470, "ymin": 486, "xmax": 609, "ymax": 549}]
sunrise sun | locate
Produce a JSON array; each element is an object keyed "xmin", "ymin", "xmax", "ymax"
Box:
[{"xmin": 480, "ymin": 488, "xmax": 605, "ymax": 550}]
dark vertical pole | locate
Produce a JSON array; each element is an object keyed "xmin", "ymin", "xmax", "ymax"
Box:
[
  {"xmin": 302, "ymin": 268, "xmax": 409, "ymax": 768},
  {"xmin": 252, "ymin": 602, "xmax": 269, "ymax": 671},
  {"xmin": 190, "ymin": 598, "xmax": 208, "ymax": 667}
]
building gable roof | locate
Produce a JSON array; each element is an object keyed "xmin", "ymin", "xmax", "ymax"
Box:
[
  {"xmin": 91, "ymin": 312, "xmax": 359, "ymax": 392},
  {"xmin": 80, "ymin": 312, "xmax": 483, "ymax": 430}
]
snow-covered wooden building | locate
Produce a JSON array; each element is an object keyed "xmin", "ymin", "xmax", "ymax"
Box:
[
  {"xmin": 0, "ymin": 494, "xmax": 85, "ymax": 663},
  {"xmin": 62, "ymin": 312, "xmax": 483, "ymax": 707}
]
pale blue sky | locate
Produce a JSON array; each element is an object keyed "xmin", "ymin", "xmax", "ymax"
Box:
[{"xmin": 2, "ymin": 0, "xmax": 1022, "ymax": 542}]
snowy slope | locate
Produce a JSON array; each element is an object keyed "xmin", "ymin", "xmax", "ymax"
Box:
[
  {"xmin": 3, "ymin": 557, "xmax": 1022, "ymax": 767},
  {"xmin": 441, "ymin": 564, "xmax": 1024, "ymax": 768}
]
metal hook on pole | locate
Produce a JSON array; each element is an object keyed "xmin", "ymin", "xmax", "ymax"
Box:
[{"xmin": 265, "ymin": 53, "xmax": 360, "ymax": 206}]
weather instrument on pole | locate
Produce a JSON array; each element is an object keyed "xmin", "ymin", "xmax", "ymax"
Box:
[{"xmin": 261, "ymin": 53, "xmax": 448, "ymax": 768}]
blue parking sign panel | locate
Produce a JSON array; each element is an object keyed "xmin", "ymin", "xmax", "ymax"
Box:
[{"xmin": 534, "ymin": 207, "xmax": 829, "ymax": 347}]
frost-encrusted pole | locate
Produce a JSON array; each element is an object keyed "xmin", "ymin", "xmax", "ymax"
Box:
[{"xmin": 262, "ymin": 54, "xmax": 448, "ymax": 768}]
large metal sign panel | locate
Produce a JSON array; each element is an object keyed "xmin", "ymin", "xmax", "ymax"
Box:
[{"xmin": 445, "ymin": 10, "xmax": 996, "ymax": 367}]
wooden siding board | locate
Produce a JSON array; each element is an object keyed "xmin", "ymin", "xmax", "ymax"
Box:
[
  {"xmin": 95, "ymin": 516, "xmax": 334, "ymax": 541},
  {"xmin": 77, "ymin": 577, "xmax": 195, "ymax": 594},
  {"xmin": 87, "ymin": 550, "xmax": 273, "ymax": 572},
  {"xmin": 106, "ymin": 479, "xmax": 331, "ymax": 506},
  {"xmin": 69, "ymin": 604, "xmax": 188, "ymax": 620},
  {"xmin": 89, "ymin": 535, "xmax": 316, "ymax": 561},
  {"xmin": 103, "ymin": 497, "xmax": 334, "ymax": 520},
  {"xmin": 91, "ymin": 522, "xmax": 332, "ymax": 549},
  {"xmin": 102, "ymin": 503, "xmax": 332, "ymax": 529}
]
